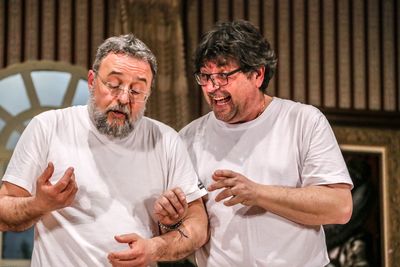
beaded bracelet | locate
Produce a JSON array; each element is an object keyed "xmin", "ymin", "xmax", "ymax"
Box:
[{"xmin": 158, "ymin": 220, "xmax": 188, "ymax": 238}]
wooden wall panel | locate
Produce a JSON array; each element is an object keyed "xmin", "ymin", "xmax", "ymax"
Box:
[
  {"xmin": 184, "ymin": 0, "xmax": 202, "ymax": 116},
  {"xmin": 276, "ymin": 0, "xmax": 290, "ymax": 99},
  {"xmin": 292, "ymin": 0, "xmax": 305, "ymax": 103},
  {"xmin": 307, "ymin": 0, "xmax": 321, "ymax": 106},
  {"xmin": 322, "ymin": 0, "xmax": 336, "ymax": 108},
  {"xmin": 41, "ymin": 0, "xmax": 56, "ymax": 60},
  {"xmin": 232, "ymin": 0, "xmax": 245, "ymax": 19},
  {"xmin": 337, "ymin": 0, "xmax": 351, "ymax": 109},
  {"xmin": 248, "ymin": 0, "xmax": 260, "ymax": 26},
  {"xmin": 0, "ymin": 0, "xmax": 398, "ymax": 123},
  {"xmin": 181, "ymin": 0, "xmax": 400, "ymax": 123},
  {"xmin": 58, "ymin": 0, "xmax": 72, "ymax": 62},
  {"xmin": 106, "ymin": 0, "xmax": 116, "ymax": 36},
  {"xmin": 202, "ymin": 0, "xmax": 215, "ymax": 33},
  {"xmin": 216, "ymin": 0, "xmax": 229, "ymax": 22},
  {"xmin": 0, "ymin": 1, "xmax": 5, "ymax": 67},
  {"xmin": 0, "ymin": 0, "xmax": 110, "ymax": 70},
  {"xmin": 25, "ymin": 0, "xmax": 39, "ymax": 60},
  {"xmin": 367, "ymin": 0, "xmax": 381, "ymax": 111},
  {"xmin": 263, "ymin": 0, "xmax": 276, "ymax": 96},
  {"xmin": 397, "ymin": 0, "xmax": 400, "ymax": 112},
  {"xmin": 75, "ymin": 0, "xmax": 89, "ymax": 67},
  {"xmin": 8, "ymin": 0, "xmax": 22, "ymax": 65},
  {"xmin": 352, "ymin": 0, "xmax": 366, "ymax": 109},
  {"xmin": 91, "ymin": 0, "xmax": 106, "ymax": 64},
  {"xmin": 382, "ymin": 0, "xmax": 396, "ymax": 111}
]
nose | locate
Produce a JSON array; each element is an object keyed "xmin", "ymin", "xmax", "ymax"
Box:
[
  {"xmin": 116, "ymin": 87, "xmax": 131, "ymax": 104},
  {"xmin": 203, "ymin": 79, "xmax": 220, "ymax": 93}
]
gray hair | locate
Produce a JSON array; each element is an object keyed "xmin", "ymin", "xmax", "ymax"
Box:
[{"xmin": 92, "ymin": 34, "xmax": 158, "ymax": 90}]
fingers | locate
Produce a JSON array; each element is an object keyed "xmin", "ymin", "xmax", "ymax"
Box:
[
  {"xmin": 35, "ymin": 163, "xmax": 78, "ymax": 211},
  {"xmin": 108, "ymin": 256, "xmax": 144, "ymax": 267},
  {"xmin": 53, "ymin": 167, "xmax": 75, "ymax": 192},
  {"xmin": 114, "ymin": 233, "xmax": 140, "ymax": 244},
  {"xmin": 222, "ymin": 195, "xmax": 244, "ymax": 207},
  {"xmin": 208, "ymin": 172, "xmax": 236, "ymax": 192},
  {"xmin": 155, "ymin": 188, "xmax": 187, "ymax": 219},
  {"xmin": 108, "ymin": 250, "xmax": 138, "ymax": 266},
  {"xmin": 108, "ymin": 235, "xmax": 149, "ymax": 267},
  {"xmin": 213, "ymin": 169, "xmax": 237, "ymax": 179},
  {"xmin": 37, "ymin": 162, "xmax": 55, "ymax": 184},
  {"xmin": 208, "ymin": 170, "xmax": 253, "ymax": 206},
  {"xmin": 214, "ymin": 187, "xmax": 233, "ymax": 202}
]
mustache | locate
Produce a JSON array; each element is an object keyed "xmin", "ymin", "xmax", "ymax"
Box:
[{"xmin": 106, "ymin": 103, "xmax": 130, "ymax": 117}]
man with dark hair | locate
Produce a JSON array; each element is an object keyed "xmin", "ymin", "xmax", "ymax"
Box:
[
  {"xmin": 158, "ymin": 20, "xmax": 353, "ymax": 266},
  {"xmin": 0, "ymin": 34, "xmax": 208, "ymax": 266}
]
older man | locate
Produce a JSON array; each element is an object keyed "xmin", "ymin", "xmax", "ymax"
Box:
[{"xmin": 0, "ymin": 34, "xmax": 208, "ymax": 267}]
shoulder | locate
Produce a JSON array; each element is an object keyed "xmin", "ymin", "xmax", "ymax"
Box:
[
  {"xmin": 34, "ymin": 105, "xmax": 86, "ymax": 122},
  {"xmin": 141, "ymin": 117, "xmax": 178, "ymax": 134},
  {"xmin": 273, "ymin": 97, "xmax": 324, "ymax": 124},
  {"xmin": 30, "ymin": 106, "xmax": 87, "ymax": 131},
  {"xmin": 139, "ymin": 117, "xmax": 182, "ymax": 144},
  {"xmin": 179, "ymin": 113, "xmax": 212, "ymax": 139}
]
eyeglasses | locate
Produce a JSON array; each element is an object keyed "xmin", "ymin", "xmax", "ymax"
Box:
[
  {"xmin": 194, "ymin": 68, "xmax": 242, "ymax": 87},
  {"xmin": 96, "ymin": 73, "xmax": 149, "ymax": 102}
]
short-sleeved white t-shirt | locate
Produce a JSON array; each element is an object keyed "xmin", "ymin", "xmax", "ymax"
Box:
[
  {"xmin": 179, "ymin": 97, "xmax": 353, "ymax": 267},
  {"xmin": 3, "ymin": 105, "xmax": 206, "ymax": 266}
]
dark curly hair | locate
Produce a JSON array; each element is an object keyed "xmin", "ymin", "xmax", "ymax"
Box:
[{"xmin": 194, "ymin": 20, "xmax": 277, "ymax": 93}]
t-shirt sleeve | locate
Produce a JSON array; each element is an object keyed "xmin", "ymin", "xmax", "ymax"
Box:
[
  {"xmin": 300, "ymin": 110, "xmax": 353, "ymax": 189},
  {"xmin": 165, "ymin": 132, "xmax": 207, "ymax": 203},
  {"xmin": 2, "ymin": 116, "xmax": 48, "ymax": 194}
]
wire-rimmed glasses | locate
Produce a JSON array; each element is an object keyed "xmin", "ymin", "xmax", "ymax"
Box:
[
  {"xmin": 194, "ymin": 68, "xmax": 242, "ymax": 87},
  {"xmin": 96, "ymin": 73, "xmax": 149, "ymax": 102}
]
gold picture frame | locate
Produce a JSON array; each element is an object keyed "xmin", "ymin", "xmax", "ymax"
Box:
[
  {"xmin": 340, "ymin": 144, "xmax": 389, "ymax": 267},
  {"xmin": 333, "ymin": 125, "xmax": 400, "ymax": 267}
]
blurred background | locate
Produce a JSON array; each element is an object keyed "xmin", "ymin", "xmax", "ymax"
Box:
[{"xmin": 0, "ymin": 0, "xmax": 399, "ymax": 266}]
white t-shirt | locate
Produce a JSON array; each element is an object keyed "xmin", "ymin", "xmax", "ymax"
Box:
[
  {"xmin": 179, "ymin": 97, "xmax": 353, "ymax": 267},
  {"xmin": 3, "ymin": 105, "xmax": 206, "ymax": 267}
]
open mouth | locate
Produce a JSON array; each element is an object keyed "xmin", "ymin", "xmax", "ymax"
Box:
[
  {"xmin": 212, "ymin": 95, "xmax": 231, "ymax": 105},
  {"xmin": 108, "ymin": 110, "xmax": 127, "ymax": 120}
]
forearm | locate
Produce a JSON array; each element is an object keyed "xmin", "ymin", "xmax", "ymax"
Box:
[
  {"xmin": 255, "ymin": 184, "xmax": 352, "ymax": 225},
  {"xmin": 0, "ymin": 195, "xmax": 43, "ymax": 232},
  {"xmin": 152, "ymin": 198, "xmax": 209, "ymax": 262}
]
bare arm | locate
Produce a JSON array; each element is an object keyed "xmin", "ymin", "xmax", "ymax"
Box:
[
  {"xmin": 209, "ymin": 169, "xmax": 352, "ymax": 226},
  {"xmin": 108, "ymin": 196, "xmax": 209, "ymax": 266},
  {"xmin": 0, "ymin": 162, "xmax": 78, "ymax": 232}
]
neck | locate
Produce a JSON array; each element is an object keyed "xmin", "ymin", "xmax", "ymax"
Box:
[{"xmin": 256, "ymin": 95, "xmax": 267, "ymax": 118}]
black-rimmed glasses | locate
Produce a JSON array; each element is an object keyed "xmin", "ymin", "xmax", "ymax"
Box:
[
  {"xmin": 194, "ymin": 68, "xmax": 242, "ymax": 87},
  {"xmin": 96, "ymin": 74, "xmax": 149, "ymax": 103}
]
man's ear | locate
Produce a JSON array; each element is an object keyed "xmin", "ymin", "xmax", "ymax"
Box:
[
  {"xmin": 87, "ymin": 70, "xmax": 95, "ymax": 90},
  {"xmin": 255, "ymin": 66, "xmax": 265, "ymax": 87}
]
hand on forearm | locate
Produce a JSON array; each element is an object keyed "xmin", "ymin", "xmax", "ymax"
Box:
[
  {"xmin": 153, "ymin": 198, "xmax": 209, "ymax": 262},
  {"xmin": 153, "ymin": 187, "xmax": 188, "ymax": 228}
]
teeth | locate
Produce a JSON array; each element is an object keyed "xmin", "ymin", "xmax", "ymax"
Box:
[{"xmin": 213, "ymin": 96, "xmax": 228, "ymax": 101}]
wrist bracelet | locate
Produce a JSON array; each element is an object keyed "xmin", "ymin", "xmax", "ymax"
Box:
[
  {"xmin": 158, "ymin": 220, "xmax": 188, "ymax": 238},
  {"xmin": 158, "ymin": 220, "xmax": 183, "ymax": 231}
]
